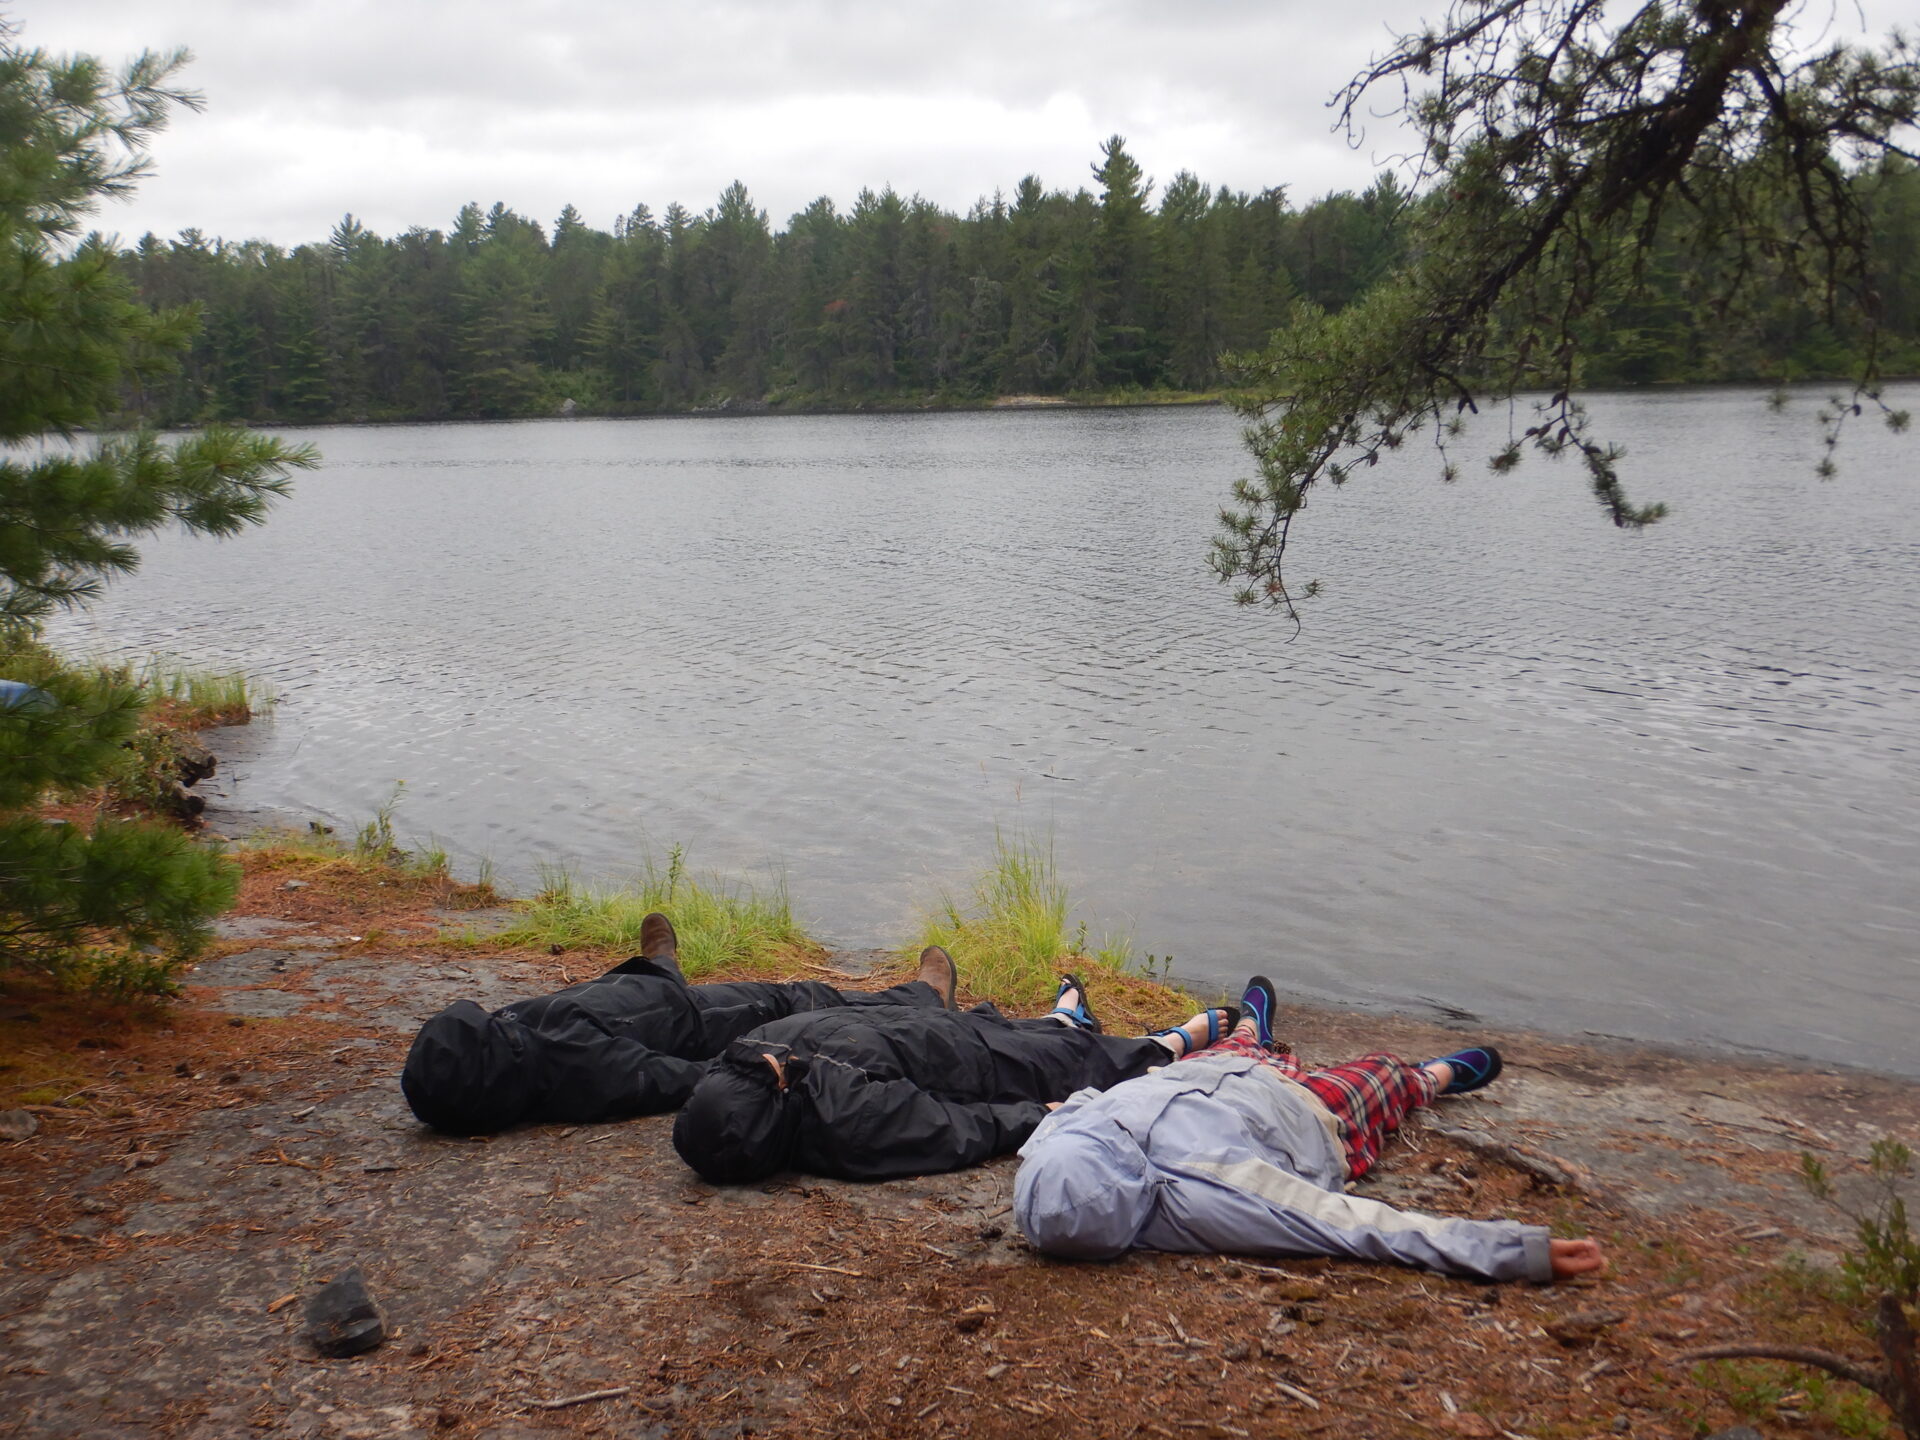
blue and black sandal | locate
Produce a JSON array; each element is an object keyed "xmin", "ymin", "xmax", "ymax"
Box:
[
  {"xmin": 1424, "ymin": 1045, "xmax": 1503, "ymax": 1095},
  {"xmin": 1051, "ymin": 973, "xmax": 1102, "ymax": 1033},
  {"xmin": 1240, "ymin": 975, "xmax": 1279, "ymax": 1049},
  {"xmin": 1148, "ymin": 1005, "xmax": 1240, "ymax": 1058}
]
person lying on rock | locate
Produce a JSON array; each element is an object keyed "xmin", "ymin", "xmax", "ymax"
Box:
[
  {"xmin": 671, "ymin": 972, "xmax": 1239, "ymax": 1184},
  {"xmin": 1013, "ymin": 976, "xmax": 1607, "ymax": 1284},
  {"xmin": 401, "ymin": 913, "xmax": 960, "ymax": 1133}
]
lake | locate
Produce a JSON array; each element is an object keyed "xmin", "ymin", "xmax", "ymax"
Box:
[{"xmin": 44, "ymin": 390, "xmax": 1920, "ymax": 1075}]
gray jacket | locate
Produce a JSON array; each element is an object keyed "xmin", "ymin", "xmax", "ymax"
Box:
[{"xmin": 1013, "ymin": 1051, "xmax": 1553, "ymax": 1283}]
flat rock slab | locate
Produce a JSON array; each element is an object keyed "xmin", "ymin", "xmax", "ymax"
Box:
[
  {"xmin": 184, "ymin": 948, "xmax": 548, "ymax": 1032},
  {"xmin": 4, "ymin": 933, "xmax": 1916, "ymax": 1439},
  {"xmin": 211, "ymin": 916, "xmax": 310, "ymax": 942},
  {"xmin": 188, "ymin": 949, "xmax": 303, "ymax": 986}
]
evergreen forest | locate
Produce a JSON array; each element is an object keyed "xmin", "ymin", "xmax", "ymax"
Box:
[{"xmin": 115, "ymin": 137, "xmax": 1920, "ymax": 426}]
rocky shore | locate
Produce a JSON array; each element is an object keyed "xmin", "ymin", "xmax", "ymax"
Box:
[{"xmin": 2, "ymin": 856, "xmax": 1916, "ymax": 1439}]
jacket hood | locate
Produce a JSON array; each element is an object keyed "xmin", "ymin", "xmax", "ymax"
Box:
[
  {"xmin": 1013, "ymin": 1124, "xmax": 1157, "ymax": 1259},
  {"xmin": 401, "ymin": 1000, "xmax": 533, "ymax": 1133},
  {"xmin": 672, "ymin": 1043, "xmax": 802, "ymax": 1184}
]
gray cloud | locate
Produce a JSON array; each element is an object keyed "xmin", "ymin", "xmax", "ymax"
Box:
[{"xmin": 19, "ymin": 0, "xmax": 1920, "ymax": 246}]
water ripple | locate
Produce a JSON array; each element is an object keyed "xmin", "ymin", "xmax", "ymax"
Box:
[{"xmin": 45, "ymin": 391, "xmax": 1920, "ymax": 1074}]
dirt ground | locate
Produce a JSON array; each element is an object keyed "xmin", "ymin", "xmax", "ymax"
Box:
[{"xmin": 3, "ymin": 860, "xmax": 1917, "ymax": 1440}]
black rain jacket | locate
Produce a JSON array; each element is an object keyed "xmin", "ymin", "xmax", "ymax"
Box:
[
  {"xmin": 671, "ymin": 1002, "xmax": 1168, "ymax": 1184},
  {"xmin": 401, "ymin": 957, "xmax": 941, "ymax": 1133}
]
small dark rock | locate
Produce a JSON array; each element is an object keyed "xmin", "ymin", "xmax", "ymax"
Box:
[
  {"xmin": 304, "ymin": 1265, "xmax": 387, "ymax": 1357},
  {"xmin": 1222, "ymin": 1341, "xmax": 1251, "ymax": 1361},
  {"xmin": 1701, "ymin": 1429, "xmax": 1763, "ymax": 1440},
  {"xmin": 1545, "ymin": 1308, "xmax": 1627, "ymax": 1346}
]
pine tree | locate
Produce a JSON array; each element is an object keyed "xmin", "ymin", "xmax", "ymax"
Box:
[
  {"xmin": 0, "ymin": 26, "xmax": 315, "ymax": 988},
  {"xmin": 450, "ymin": 204, "xmax": 552, "ymax": 417},
  {"xmin": 1218, "ymin": 0, "xmax": 1919, "ymax": 613},
  {"xmin": 1091, "ymin": 136, "xmax": 1158, "ymax": 386},
  {"xmin": 584, "ymin": 205, "xmax": 666, "ymax": 407}
]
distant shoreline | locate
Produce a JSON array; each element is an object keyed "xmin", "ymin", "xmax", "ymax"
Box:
[{"xmin": 105, "ymin": 372, "xmax": 1920, "ymax": 435}]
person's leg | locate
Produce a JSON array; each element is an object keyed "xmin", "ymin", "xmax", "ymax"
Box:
[
  {"xmin": 1293, "ymin": 1053, "xmax": 1441, "ymax": 1179},
  {"xmin": 1146, "ymin": 1007, "xmax": 1240, "ymax": 1058},
  {"xmin": 639, "ymin": 912, "xmax": 684, "ymax": 984},
  {"xmin": 692, "ymin": 950, "xmax": 959, "ymax": 1051},
  {"xmin": 975, "ymin": 1013, "xmax": 1214, "ymax": 1098},
  {"xmin": 1045, "ymin": 973, "xmax": 1100, "ymax": 1030},
  {"xmin": 841, "ymin": 946, "xmax": 956, "ymax": 1010}
]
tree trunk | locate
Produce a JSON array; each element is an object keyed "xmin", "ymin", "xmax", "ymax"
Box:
[{"xmin": 1878, "ymin": 1293, "xmax": 1920, "ymax": 1439}]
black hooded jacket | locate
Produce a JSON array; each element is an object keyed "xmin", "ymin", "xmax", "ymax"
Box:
[
  {"xmin": 401, "ymin": 957, "xmax": 943, "ymax": 1133},
  {"xmin": 671, "ymin": 1003, "xmax": 1168, "ymax": 1184}
]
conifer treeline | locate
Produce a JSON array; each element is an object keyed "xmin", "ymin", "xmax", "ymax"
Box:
[{"xmin": 116, "ymin": 137, "xmax": 1920, "ymax": 426}]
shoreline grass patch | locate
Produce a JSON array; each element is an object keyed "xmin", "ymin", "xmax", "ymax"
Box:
[
  {"xmin": 132, "ymin": 658, "xmax": 269, "ymax": 728},
  {"xmin": 910, "ymin": 831, "xmax": 1199, "ymax": 1032},
  {"xmin": 500, "ymin": 845, "xmax": 819, "ymax": 979},
  {"xmin": 236, "ymin": 787, "xmax": 495, "ymax": 912}
]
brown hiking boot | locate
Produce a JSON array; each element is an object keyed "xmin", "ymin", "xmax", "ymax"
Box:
[
  {"xmin": 639, "ymin": 912, "xmax": 678, "ymax": 963},
  {"xmin": 915, "ymin": 945, "xmax": 958, "ymax": 1009}
]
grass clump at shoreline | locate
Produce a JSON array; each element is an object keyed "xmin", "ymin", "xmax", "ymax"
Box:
[
  {"xmin": 236, "ymin": 786, "xmax": 496, "ymax": 913},
  {"xmin": 500, "ymin": 844, "xmax": 820, "ymax": 979},
  {"xmin": 911, "ymin": 831, "xmax": 1199, "ymax": 1033},
  {"xmin": 132, "ymin": 658, "xmax": 268, "ymax": 728}
]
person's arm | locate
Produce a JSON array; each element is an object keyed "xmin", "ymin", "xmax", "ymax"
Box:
[
  {"xmin": 1161, "ymin": 1153, "xmax": 1567, "ymax": 1283},
  {"xmin": 795, "ymin": 1057, "xmax": 1047, "ymax": 1181},
  {"xmin": 536, "ymin": 1039, "xmax": 708, "ymax": 1121}
]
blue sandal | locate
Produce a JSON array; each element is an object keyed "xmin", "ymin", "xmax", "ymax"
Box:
[
  {"xmin": 1051, "ymin": 973, "xmax": 1102, "ymax": 1033},
  {"xmin": 1424, "ymin": 1045, "xmax": 1503, "ymax": 1095},
  {"xmin": 1240, "ymin": 975, "xmax": 1279, "ymax": 1049},
  {"xmin": 1149, "ymin": 1005, "xmax": 1239, "ymax": 1058}
]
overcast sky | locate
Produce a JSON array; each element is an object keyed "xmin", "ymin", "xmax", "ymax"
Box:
[{"xmin": 19, "ymin": 0, "xmax": 1920, "ymax": 248}]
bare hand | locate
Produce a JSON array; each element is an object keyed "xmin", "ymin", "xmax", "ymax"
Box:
[{"xmin": 1549, "ymin": 1238, "xmax": 1605, "ymax": 1279}]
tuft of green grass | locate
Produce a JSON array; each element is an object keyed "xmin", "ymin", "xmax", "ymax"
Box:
[
  {"xmin": 909, "ymin": 831, "xmax": 1198, "ymax": 1031},
  {"xmin": 241, "ymin": 787, "xmax": 465, "ymax": 886},
  {"xmin": 499, "ymin": 844, "xmax": 818, "ymax": 979},
  {"xmin": 133, "ymin": 658, "xmax": 269, "ymax": 727}
]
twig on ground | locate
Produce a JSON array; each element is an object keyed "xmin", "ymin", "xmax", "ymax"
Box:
[
  {"xmin": 783, "ymin": 1262, "xmax": 867, "ymax": 1277},
  {"xmin": 525, "ymin": 1385, "xmax": 631, "ymax": 1410}
]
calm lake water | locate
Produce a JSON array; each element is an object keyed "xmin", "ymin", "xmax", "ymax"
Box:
[{"xmin": 44, "ymin": 391, "xmax": 1920, "ymax": 1074}]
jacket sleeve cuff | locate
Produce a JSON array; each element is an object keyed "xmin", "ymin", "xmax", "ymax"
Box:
[{"xmin": 1520, "ymin": 1227, "xmax": 1555, "ymax": 1283}]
